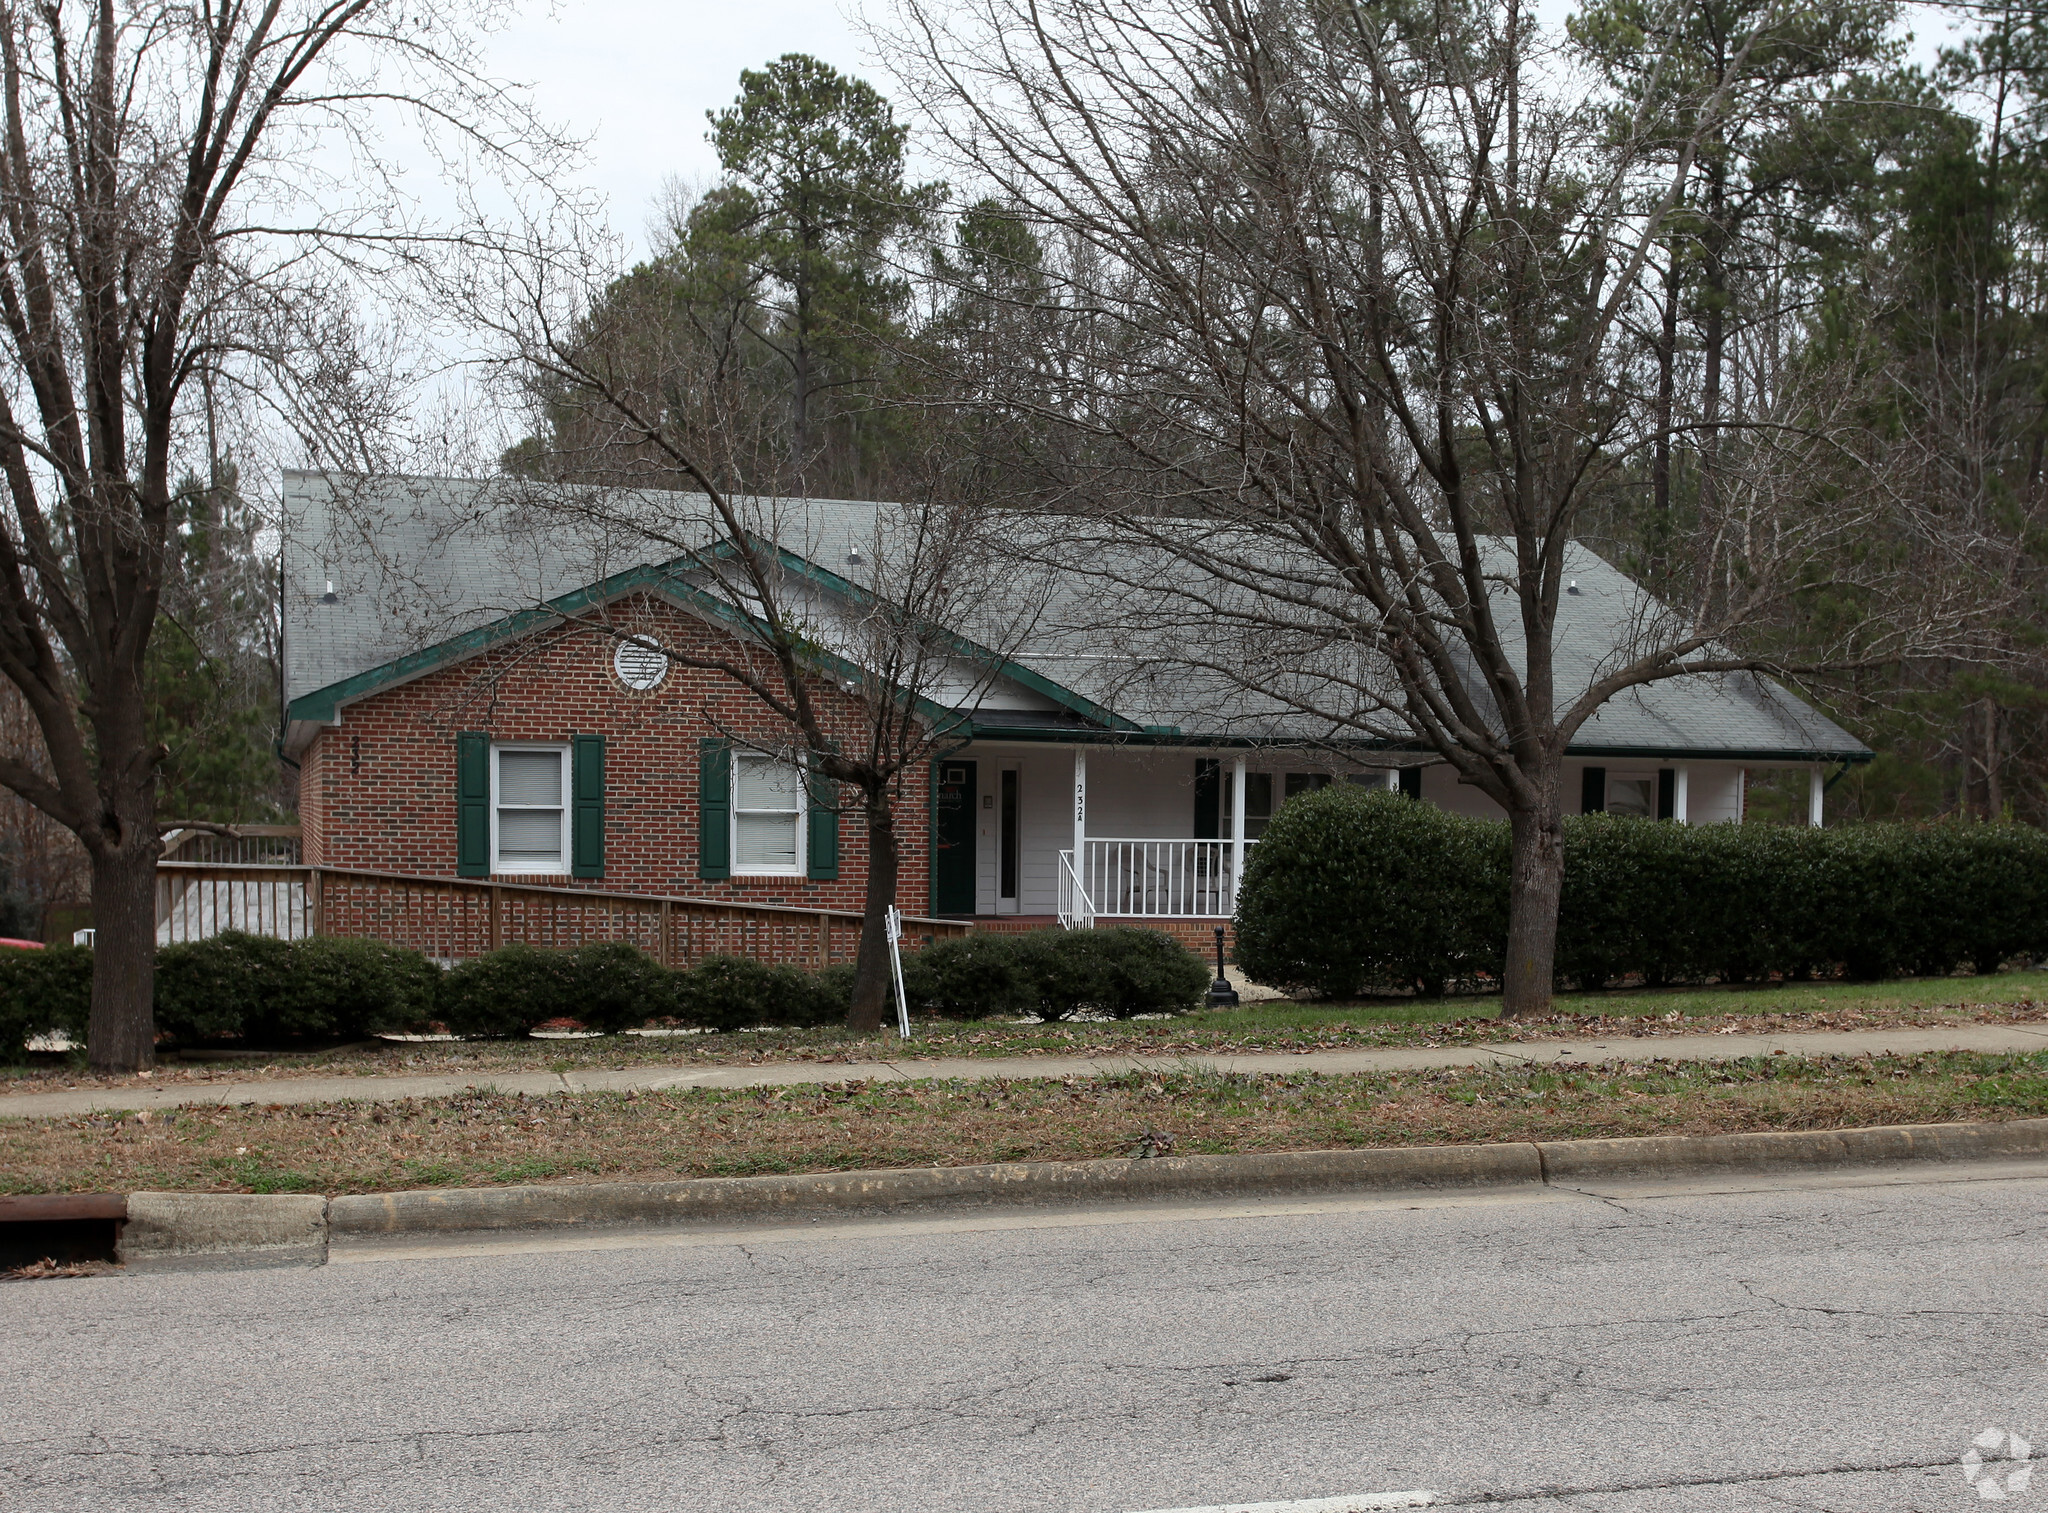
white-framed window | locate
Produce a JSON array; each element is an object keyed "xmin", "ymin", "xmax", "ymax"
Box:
[
  {"xmin": 1606, "ymin": 774, "xmax": 1657, "ymax": 818},
  {"xmin": 733, "ymin": 752, "xmax": 805, "ymax": 876},
  {"xmin": 492, "ymin": 743, "xmax": 569, "ymax": 875},
  {"xmin": 1222, "ymin": 771, "xmax": 1276, "ymax": 838}
]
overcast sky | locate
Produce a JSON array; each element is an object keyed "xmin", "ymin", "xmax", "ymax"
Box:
[
  {"xmin": 482, "ymin": 0, "xmax": 1961, "ymax": 266},
  {"xmin": 484, "ymin": 0, "xmax": 878, "ymax": 258}
]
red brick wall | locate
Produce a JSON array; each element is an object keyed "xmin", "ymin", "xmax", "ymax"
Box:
[
  {"xmin": 299, "ymin": 595, "xmax": 932, "ymax": 913},
  {"xmin": 298, "ymin": 738, "xmax": 327, "ymax": 866}
]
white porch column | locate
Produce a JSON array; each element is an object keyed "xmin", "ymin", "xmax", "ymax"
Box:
[
  {"xmin": 1808, "ymin": 764, "xmax": 1825, "ymax": 828},
  {"xmin": 1072, "ymin": 746, "xmax": 1087, "ymax": 884},
  {"xmin": 1672, "ymin": 765, "xmax": 1690, "ymax": 825},
  {"xmin": 1228, "ymin": 756, "xmax": 1248, "ymax": 912}
]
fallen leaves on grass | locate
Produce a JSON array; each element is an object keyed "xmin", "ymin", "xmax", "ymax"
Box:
[
  {"xmin": 5, "ymin": 1050, "xmax": 2047, "ymax": 1197},
  {"xmin": 9, "ymin": 979, "xmax": 2047, "ymax": 1099}
]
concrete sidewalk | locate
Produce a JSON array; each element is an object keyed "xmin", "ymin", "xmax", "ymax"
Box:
[{"xmin": 6, "ymin": 1020, "xmax": 2048, "ymax": 1120}]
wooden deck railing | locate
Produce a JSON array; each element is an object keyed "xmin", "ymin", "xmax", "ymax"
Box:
[
  {"xmin": 154, "ymin": 862, "xmax": 970, "ymax": 966},
  {"xmin": 159, "ymin": 824, "xmax": 304, "ymax": 866}
]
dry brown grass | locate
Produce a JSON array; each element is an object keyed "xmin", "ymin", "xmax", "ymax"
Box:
[
  {"xmin": 7, "ymin": 971, "xmax": 2046, "ymax": 1098},
  {"xmin": 5, "ymin": 1049, "xmax": 2044, "ymax": 1196}
]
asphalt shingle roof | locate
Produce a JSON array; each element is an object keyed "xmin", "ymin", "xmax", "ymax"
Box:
[{"xmin": 282, "ymin": 471, "xmax": 1870, "ymax": 762}]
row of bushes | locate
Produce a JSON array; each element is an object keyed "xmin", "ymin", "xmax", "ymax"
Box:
[
  {"xmin": 0, "ymin": 924, "xmax": 1211, "ymax": 1057},
  {"xmin": 1235, "ymin": 786, "xmax": 2048, "ymax": 998},
  {"xmin": 903, "ymin": 927, "xmax": 1210, "ymax": 1021}
]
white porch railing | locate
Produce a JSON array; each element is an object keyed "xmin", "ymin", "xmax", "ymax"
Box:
[
  {"xmin": 1063, "ymin": 838, "xmax": 1251, "ymax": 921},
  {"xmin": 1057, "ymin": 849, "xmax": 1097, "ymax": 930}
]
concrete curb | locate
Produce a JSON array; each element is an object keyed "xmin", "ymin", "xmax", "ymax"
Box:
[
  {"xmin": 87, "ymin": 1117, "xmax": 2048, "ymax": 1265},
  {"xmin": 117, "ymin": 1193, "xmax": 329, "ymax": 1271},
  {"xmin": 327, "ymin": 1142, "xmax": 1542, "ymax": 1238},
  {"xmin": 1535, "ymin": 1116, "xmax": 2048, "ymax": 1184}
]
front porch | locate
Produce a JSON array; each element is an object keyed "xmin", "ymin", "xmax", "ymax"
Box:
[
  {"xmin": 932, "ymin": 743, "xmax": 1376, "ymax": 928},
  {"xmin": 933, "ymin": 742, "xmax": 1803, "ymax": 929}
]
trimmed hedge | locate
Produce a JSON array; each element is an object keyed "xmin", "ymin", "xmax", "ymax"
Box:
[
  {"xmin": 1234, "ymin": 789, "xmax": 1507, "ymax": 998},
  {"xmin": 440, "ymin": 945, "xmax": 847, "ymax": 1038},
  {"xmin": 674, "ymin": 954, "xmax": 844, "ymax": 1032},
  {"xmin": 11, "ymin": 922, "xmax": 1210, "ymax": 1056},
  {"xmin": 155, "ymin": 932, "xmax": 441, "ymax": 1044},
  {"xmin": 899, "ymin": 933, "xmax": 1030, "ymax": 1020},
  {"xmin": 1235, "ymin": 785, "xmax": 2048, "ymax": 997},
  {"xmin": 155, "ymin": 932, "xmax": 289, "ymax": 1042},
  {"xmin": 902, "ymin": 927, "xmax": 1209, "ymax": 1021},
  {"xmin": 0, "ymin": 944, "xmax": 91, "ymax": 1061}
]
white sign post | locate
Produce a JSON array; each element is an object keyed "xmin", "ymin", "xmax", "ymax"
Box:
[{"xmin": 884, "ymin": 905, "xmax": 911, "ymax": 1039}]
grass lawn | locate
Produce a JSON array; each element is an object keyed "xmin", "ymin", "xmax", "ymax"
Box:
[
  {"xmin": 5, "ymin": 1048, "xmax": 2046, "ymax": 1196},
  {"xmin": 6, "ymin": 967, "xmax": 2045, "ymax": 1095},
  {"xmin": 1210, "ymin": 968, "xmax": 2048, "ymax": 1031}
]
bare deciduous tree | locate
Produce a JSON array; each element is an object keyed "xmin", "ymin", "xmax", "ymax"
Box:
[
  {"xmin": 885, "ymin": 0, "xmax": 1989, "ymax": 1013},
  {"xmin": 458, "ymin": 225, "xmax": 1045, "ymax": 1031},
  {"xmin": 0, "ymin": 0, "xmax": 569, "ymax": 1070}
]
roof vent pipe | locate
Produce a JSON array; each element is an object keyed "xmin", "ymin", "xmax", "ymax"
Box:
[{"xmin": 320, "ymin": 580, "xmax": 339, "ymax": 604}]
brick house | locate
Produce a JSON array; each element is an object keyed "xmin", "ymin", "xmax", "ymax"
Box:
[{"xmin": 282, "ymin": 472, "xmax": 1873, "ymax": 941}]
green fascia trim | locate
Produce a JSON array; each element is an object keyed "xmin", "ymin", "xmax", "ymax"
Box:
[
  {"xmin": 286, "ymin": 556, "xmax": 969, "ymax": 734},
  {"xmin": 728, "ymin": 535, "xmax": 1140, "ymax": 733},
  {"xmin": 965, "ymin": 725, "xmax": 1383, "ymax": 749},
  {"xmin": 1565, "ymin": 744, "xmax": 1874, "ymax": 764},
  {"xmin": 963, "ymin": 723, "xmax": 1874, "ymax": 764},
  {"xmin": 287, "ymin": 561, "xmax": 684, "ymax": 724}
]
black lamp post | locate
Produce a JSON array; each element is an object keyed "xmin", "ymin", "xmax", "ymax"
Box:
[{"xmin": 1207, "ymin": 925, "xmax": 1239, "ymax": 1008}]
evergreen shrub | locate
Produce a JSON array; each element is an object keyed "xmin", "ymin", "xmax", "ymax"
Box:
[
  {"xmin": 901, "ymin": 927, "xmax": 1207, "ymax": 1022},
  {"xmin": 274, "ymin": 935, "xmax": 442, "ymax": 1039},
  {"xmin": 674, "ymin": 954, "xmax": 838, "ymax": 1031},
  {"xmin": 0, "ymin": 944, "xmax": 91, "ymax": 1060},
  {"xmin": 155, "ymin": 931, "xmax": 293, "ymax": 1042},
  {"xmin": 563, "ymin": 941, "xmax": 677, "ymax": 1033},
  {"xmin": 1234, "ymin": 788, "xmax": 1508, "ymax": 997},
  {"xmin": 156, "ymin": 931, "xmax": 441, "ymax": 1043},
  {"xmin": 1235, "ymin": 787, "xmax": 2048, "ymax": 997},
  {"xmin": 900, "ymin": 933, "xmax": 1029, "ymax": 1020},
  {"xmin": 437, "ymin": 943, "xmax": 578, "ymax": 1037}
]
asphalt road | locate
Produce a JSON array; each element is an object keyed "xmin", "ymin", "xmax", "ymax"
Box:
[{"xmin": 3, "ymin": 1168, "xmax": 2044, "ymax": 1512}]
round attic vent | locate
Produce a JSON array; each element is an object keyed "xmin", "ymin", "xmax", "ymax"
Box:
[{"xmin": 613, "ymin": 638, "xmax": 670, "ymax": 691}]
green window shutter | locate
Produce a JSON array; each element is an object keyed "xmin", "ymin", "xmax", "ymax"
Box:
[
  {"xmin": 698, "ymin": 738, "xmax": 731, "ymax": 880},
  {"xmin": 807, "ymin": 766, "xmax": 840, "ymax": 881},
  {"xmin": 457, "ymin": 732, "xmax": 489, "ymax": 877},
  {"xmin": 1581, "ymin": 766, "xmax": 1606, "ymax": 815},
  {"xmin": 572, "ymin": 733, "xmax": 605, "ymax": 878}
]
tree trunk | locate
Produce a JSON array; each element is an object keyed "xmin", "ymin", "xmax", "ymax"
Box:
[
  {"xmin": 1981, "ymin": 695, "xmax": 2003, "ymax": 820},
  {"xmin": 87, "ymin": 841, "xmax": 161, "ymax": 1072},
  {"xmin": 1698, "ymin": 157, "xmax": 1727, "ymax": 527},
  {"xmin": 847, "ymin": 796, "xmax": 899, "ymax": 1034},
  {"xmin": 1652, "ymin": 247, "xmax": 1679, "ymax": 550},
  {"xmin": 1501, "ymin": 777, "xmax": 1563, "ymax": 1019}
]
